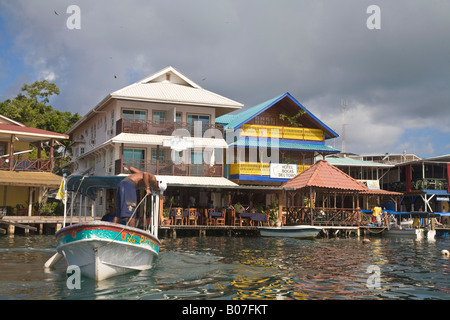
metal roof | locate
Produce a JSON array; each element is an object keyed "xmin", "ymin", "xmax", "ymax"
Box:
[
  {"xmin": 111, "ymin": 66, "xmax": 244, "ymax": 109},
  {"xmin": 230, "ymin": 138, "xmax": 340, "ymax": 153},
  {"xmin": 216, "ymin": 93, "xmax": 339, "ymax": 139},
  {"xmin": 155, "ymin": 175, "xmax": 238, "ymax": 188},
  {"xmin": 0, "ymin": 171, "xmax": 63, "ymax": 187},
  {"xmin": 320, "ymin": 155, "xmax": 393, "ymax": 167}
]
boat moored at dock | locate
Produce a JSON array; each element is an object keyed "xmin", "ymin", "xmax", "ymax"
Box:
[
  {"xmin": 259, "ymin": 225, "xmax": 322, "ymax": 239},
  {"xmin": 46, "ymin": 175, "xmax": 164, "ymax": 281}
]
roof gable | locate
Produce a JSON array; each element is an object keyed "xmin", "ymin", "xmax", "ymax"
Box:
[
  {"xmin": 138, "ymin": 66, "xmax": 201, "ymax": 88},
  {"xmin": 219, "ymin": 93, "xmax": 339, "ymax": 139},
  {"xmin": 282, "ymin": 160, "xmax": 367, "ymax": 191}
]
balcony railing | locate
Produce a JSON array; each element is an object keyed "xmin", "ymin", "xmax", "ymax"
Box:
[
  {"xmin": 115, "ymin": 159, "xmax": 223, "ymax": 177},
  {"xmin": 240, "ymin": 124, "xmax": 324, "ymax": 141},
  {"xmin": 116, "ymin": 119, "xmax": 224, "ymax": 137},
  {"xmin": 229, "ymin": 162, "xmax": 310, "ymax": 177},
  {"xmin": 386, "ymin": 178, "xmax": 448, "ymax": 192},
  {"xmin": 0, "ymin": 157, "xmax": 52, "ymax": 172}
]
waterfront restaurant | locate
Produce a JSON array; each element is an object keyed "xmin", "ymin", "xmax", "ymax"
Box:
[
  {"xmin": 65, "ymin": 66, "xmax": 244, "ymax": 222},
  {"xmin": 281, "ymin": 159, "xmax": 403, "ymax": 226},
  {"xmin": 215, "ymin": 93, "xmax": 340, "ymax": 219}
]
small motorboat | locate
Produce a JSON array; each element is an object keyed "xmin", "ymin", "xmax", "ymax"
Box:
[
  {"xmin": 46, "ymin": 175, "xmax": 165, "ymax": 281},
  {"xmin": 259, "ymin": 225, "xmax": 322, "ymax": 239}
]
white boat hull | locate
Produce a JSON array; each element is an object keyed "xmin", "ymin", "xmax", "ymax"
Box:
[
  {"xmin": 385, "ymin": 228, "xmax": 423, "ymax": 239},
  {"xmin": 56, "ymin": 222, "xmax": 160, "ymax": 281},
  {"xmin": 259, "ymin": 225, "xmax": 322, "ymax": 239}
]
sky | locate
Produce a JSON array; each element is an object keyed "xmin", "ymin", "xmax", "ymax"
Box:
[{"xmin": 0, "ymin": 0, "xmax": 449, "ymax": 159}]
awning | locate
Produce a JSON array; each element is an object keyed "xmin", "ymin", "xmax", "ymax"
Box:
[
  {"xmin": 0, "ymin": 171, "xmax": 63, "ymax": 187},
  {"xmin": 112, "ymin": 133, "xmax": 228, "ymax": 148},
  {"xmin": 156, "ymin": 175, "xmax": 238, "ymax": 188},
  {"xmin": 65, "ymin": 174, "xmax": 239, "ymax": 200}
]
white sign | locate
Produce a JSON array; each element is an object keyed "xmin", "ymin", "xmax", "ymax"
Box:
[
  {"xmin": 358, "ymin": 180, "xmax": 380, "ymax": 190},
  {"xmin": 270, "ymin": 163, "xmax": 297, "ymax": 179},
  {"xmin": 436, "ymin": 197, "xmax": 449, "ymax": 202}
]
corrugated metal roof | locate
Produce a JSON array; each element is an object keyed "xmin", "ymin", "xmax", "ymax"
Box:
[
  {"xmin": 111, "ymin": 66, "xmax": 243, "ymax": 109},
  {"xmin": 320, "ymin": 156, "xmax": 393, "ymax": 167},
  {"xmin": 0, "ymin": 171, "xmax": 63, "ymax": 187},
  {"xmin": 155, "ymin": 175, "xmax": 238, "ymax": 188},
  {"xmin": 282, "ymin": 160, "xmax": 368, "ymax": 191},
  {"xmin": 218, "ymin": 93, "xmax": 339, "ymax": 139},
  {"xmin": 230, "ymin": 138, "xmax": 339, "ymax": 153},
  {"xmin": 111, "ymin": 133, "xmax": 229, "ymax": 148}
]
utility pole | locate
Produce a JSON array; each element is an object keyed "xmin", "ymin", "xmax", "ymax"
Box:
[{"xmin": 341, "ymin": 99, "xmax": 347, "ymax": 154}]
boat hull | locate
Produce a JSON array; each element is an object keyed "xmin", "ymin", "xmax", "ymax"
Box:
[
  {"xmin": 385, "ymin": 228, "xmax": 423, "ymax": 239},
  {"xmin": 56, "ymin": 222, "xmax": 160, "ymax": 281},
  {"xmin": 259, "ymin": 225, "xmax": 322, "ymax": 239}
]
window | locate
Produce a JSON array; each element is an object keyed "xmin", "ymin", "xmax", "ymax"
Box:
[
  {"xmin": 176, "ymin": 112, "xmax": 182, "ymax": 126},
  {"xmin": 151, "ymin": 149, "xmax": 165, "ymax": 164},
  {"xmin": 0, "ymin": 142, "xmax": 7, "ymax": 156},
  {"xmin": 187, "ymin": 114, "xmax": 210, "ymax": 134},
  {"xmin": 124, "ymin": 148, "xmax": 145, "ymax": 171},
  {"xmin": 111, "ymin": 110, "xmax": 115, "ymax": 128},
  {"xmin": 191, "ymin": 151, "xmax": 204, "ymax": 165},
  {"xmin": 122, "ymin": 109, "xmax": 147, "ymax": 120},
  {"xmin": 153, "ymin": 111, "xmax": 166, "ymax": 125}
]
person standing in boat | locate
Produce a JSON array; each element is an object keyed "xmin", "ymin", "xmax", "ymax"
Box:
[{"xmin": 113, "ymin": 166, "xmax": 159, "ymax": 227}]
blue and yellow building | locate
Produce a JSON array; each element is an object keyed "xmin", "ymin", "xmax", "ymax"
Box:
[{"xmin": 216, "ymin": 93, "xmax": 340, "ymax": 186}]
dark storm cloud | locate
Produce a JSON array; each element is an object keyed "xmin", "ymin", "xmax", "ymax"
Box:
[{"xmin": 1, "ymin": 0, "xmax": 449, "ymax": 156}]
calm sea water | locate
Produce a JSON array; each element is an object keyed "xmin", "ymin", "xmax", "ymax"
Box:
[{"xmin": 0, "ymin": 234, "xmax": 449, "ymax": 300}]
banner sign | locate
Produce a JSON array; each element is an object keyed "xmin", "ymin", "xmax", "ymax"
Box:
[{"xmin": 270, "ymin": 163, "xmax": 298, "ymax": 179}]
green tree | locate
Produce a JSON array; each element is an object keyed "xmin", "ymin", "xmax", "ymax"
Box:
[
  {"xmin": 0, "ymin": 80, "xmax": 81, "ymax": 174},
  {"xmin": 0, "ymin": 80, "xmax": 80, "ymax": 133}
]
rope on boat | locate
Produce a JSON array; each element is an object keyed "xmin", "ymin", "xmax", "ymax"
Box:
[{"xmin": 97, "ymin": 193, "xmax": 149, "ymax": 249}]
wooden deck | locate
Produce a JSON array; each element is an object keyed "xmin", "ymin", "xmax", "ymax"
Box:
[{"xmin": 0, "ymin": 216, "xmax": 98, "ymax": 235}]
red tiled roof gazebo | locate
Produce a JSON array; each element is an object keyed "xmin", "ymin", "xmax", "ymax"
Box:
[{"xmin": 281, "ymin": 160, "xmax": 402, "ymax": 225}]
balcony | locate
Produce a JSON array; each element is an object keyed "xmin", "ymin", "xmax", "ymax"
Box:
[
  {"xmin": 240, "ymin": 124, "xmax": 324, "ymax": 141},
  {"xmin": 385, "ymin": 178, "xmax": 449, "ymax": 192},
  {"xmin": 0, "ymin": 157, "xmax": 52, "ymax": 172},
  {"xmin": 229, "ymin": 162, "xmax": 311, "ymax": 177},
  {"xmin": 115, "ymin": 159, "xmax": 223, "ymax": 177},
  {"xmin": 116, "ymin": 119, "xmax": 224, "ymax": 137}
]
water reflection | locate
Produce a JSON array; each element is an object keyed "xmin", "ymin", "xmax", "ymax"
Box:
[{"xmin": 0, "ymin": 235, "xmax": 449, "ymax": 300}]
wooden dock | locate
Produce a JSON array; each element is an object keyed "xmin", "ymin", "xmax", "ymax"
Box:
[
  {"xmin": 0, "ymin": 216, "xmax": 98, "ymax": 235},
  {"xmin": 159, "ymin": 225, "xmax": 260, "ymax": 238}
]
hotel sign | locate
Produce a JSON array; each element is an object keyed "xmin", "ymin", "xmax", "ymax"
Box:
[{"xmin": 270, "ymin": 163, "xmax": 298, "ymax": 179}]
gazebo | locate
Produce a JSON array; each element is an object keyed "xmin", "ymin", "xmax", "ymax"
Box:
[{"xmin": 281, "ymin": 160, "xmax": 402, "ymax": 225}]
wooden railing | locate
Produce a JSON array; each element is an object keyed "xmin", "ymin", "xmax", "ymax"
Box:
[
  {"xmin": 116, "ymin": 119, "xmax": 224, "ymax": 137},
  {"xmin": 285, "ymin": 207, "xmax": 372, "ymax": 226},
  {"xmin": 240, "ymin": 124, "xmax": 324, "ymax": 141},
  {"xmin": 0, "ymin": 157, "xmax": 52, "ymax": 172},
  {"xmin": 115, "ymin": 159, "xmax": 223, "ymax": 177}
]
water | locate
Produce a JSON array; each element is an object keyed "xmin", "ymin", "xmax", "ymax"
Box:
[{"xmin": 0, "ymin": 235, "xmax": 449, "ymax": 300}]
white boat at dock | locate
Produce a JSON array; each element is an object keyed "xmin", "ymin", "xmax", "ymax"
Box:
[
  {"xmin": 259, "ymin": 225, "xmax": 322, "ymax": 239},
  {"xmin": 385, "ymin": 211, "xmax": 440, "ymax": 240},
  {"xmin": 46, "ymin": 175, "xmax": 164, "ymax": 281}
]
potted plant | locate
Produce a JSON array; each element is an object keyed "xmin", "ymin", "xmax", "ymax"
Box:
[
  {"xmin": 163, "ymin": 208, "xmax": 171, "ymax": 225},
  {"xmin": 269, "ymin": 197, "xmax": 281, "ymax": 226}
]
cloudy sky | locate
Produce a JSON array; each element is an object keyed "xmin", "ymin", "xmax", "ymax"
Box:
[{"xmin": 0, "ymin": 0, "xmax": 449, "ymax": 158}]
